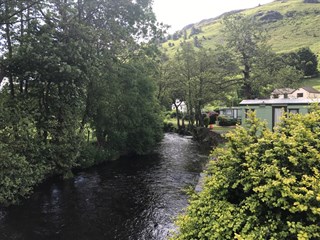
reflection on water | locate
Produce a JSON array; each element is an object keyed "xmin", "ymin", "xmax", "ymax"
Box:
[{"xmin": 0, "ymin": 133, "xmax": 208, "ymax": 240}]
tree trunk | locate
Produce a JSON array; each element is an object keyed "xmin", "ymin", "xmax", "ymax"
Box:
[
  {"xmin": 5, "ymin": 1, "xmax": 15, "ymax": 97},
  {"xmin": 174, "ymin": 103, "xmax": 181, "ymax": 130},
  {"xmin": 241, "ymin": 57, "xmax": 254, "ymax": 99}
]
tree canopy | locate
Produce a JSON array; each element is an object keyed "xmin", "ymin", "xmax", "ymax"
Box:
[
  {"xmin": 0, "ymin": 0, "xmax": 163, "ymax": 206},
  {"xmin": 280, "ymin": 47, "xmax": 319, "ymax": 77},
  {"xmin": 222, "ymin": 14, "xmax": 302, "ymax": 99}
]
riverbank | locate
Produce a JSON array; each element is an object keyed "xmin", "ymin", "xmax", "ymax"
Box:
[
  {"xmin": 192, "ymin": 127, "xmax": 226, "ymax": 149},
  {"xmin": 0, "ymin": 133, "xmax": 207, "ymax": 239}
]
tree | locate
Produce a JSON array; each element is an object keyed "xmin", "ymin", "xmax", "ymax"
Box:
[
  {"xmin": 172, "ymin": 43, "xmax": 240, "ymax": 128},
  {"xmin": 154, "ymin": 55, "xmax": 186, "ymax": 129},
  {"xmin": 280, "ymin": 47, "xmax": 318, "ymax": 77},
  {"xmin": 90, "ymin": 53, "xmax": 163, "ymax": 154},
  {"xmin": 174, "ymin": 43, "xmax": 198, "ymax": 127},
  {"xmin": 296, "ymin": 48, "xmax": 318, "ymax": 76},
  {"xmin": 158, "ymin": 43, "xmax": 240, "ymax": 130},
  {"xmin": 222, "ymin": 14, "xmax": 302, "ymax": 99},
  {"xmin": 173, "ymin": 110, "xmax": 320, "ymax": 239}
]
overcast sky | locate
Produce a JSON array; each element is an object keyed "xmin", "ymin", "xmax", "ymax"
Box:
[{"xmin": 152, "ymin": 0, "xmax": 274, "ymax": 33}]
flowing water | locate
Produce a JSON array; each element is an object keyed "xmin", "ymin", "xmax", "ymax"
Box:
[{"xmin": 0, "ymin": 133, "xmax": 209, "ymax": 240}]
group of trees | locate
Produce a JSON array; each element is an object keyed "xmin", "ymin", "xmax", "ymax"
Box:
[
  {"xmin": 157, "ymin": 14, "xmax": 308, "ymax": 131},
  {"xmin": 281, "ymin": 47, "xmax": 318, "ymax": 77},
  {"xmin": 0, "ymin": 0, "xmax": 163, "ymax": 205}
]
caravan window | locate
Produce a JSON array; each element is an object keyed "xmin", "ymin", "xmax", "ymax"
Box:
[{"xmin": 289, "ymin": 109, "xmax": 299, "ymax": 114}]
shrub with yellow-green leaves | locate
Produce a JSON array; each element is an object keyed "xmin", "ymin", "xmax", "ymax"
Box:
[{"xmin": 173, "ymin": 110, "xmax": 320, "ymax": 240}]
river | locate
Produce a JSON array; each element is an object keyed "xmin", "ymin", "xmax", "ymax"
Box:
[{"xmin": 0, "ymin": 133, "xmax": 209, "ymax": 240}]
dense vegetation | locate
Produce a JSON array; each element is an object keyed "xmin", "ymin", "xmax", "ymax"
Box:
[
  {"xmin": 173, "ymin": 109, "xmax": 320, "ymax": 239},
  {"xmin": 157, "ymin": 13, "xmax": 308, "ymax": 132},
  {"xmin": 0, "ymin": 0, "xmax": 163, "ymax": 206}
]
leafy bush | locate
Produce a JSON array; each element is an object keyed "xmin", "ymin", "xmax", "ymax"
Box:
[
  {"xmin": 0, "ymin": 142, "xmax": 48, "ymax": 206},
  {"xmin": 163, "ymin": 122, "xmax": 175, "ymax": 132},
  {"xmin": 77, "ymin": 143, "xmax": 116, "ymax": 169},
  {"xmin": 0, "ymin": 144, "xmax": 33, "ymax": 206},
  {"xmin": 170, "ymin": 111, "xmax": 183, "ymax": 119},
  {"xmin": 217, "ymin": 115, "xmax": 238, "ymax": 126},
  {"xmin": 173, "ymin": 111, "xmax": 320, "ymax": 239}
]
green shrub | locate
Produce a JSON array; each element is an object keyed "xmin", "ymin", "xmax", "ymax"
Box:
[
  {"xmin": 173, "ymin": 111, "xmax": 320, "ymax": 239},
  {"xmin": 217, "ymin": 115, "xmax": 238, "ymax": 126},
  {"xmin": 208, "ymin": 112, "xmax": 219, "ymax": 124},
  {"xmin": 0, "ymin": 143, "xmax": 48, "ymax": 206},
  {"xmin": 77, "ymin": 143, "xmax": 116, "ymax": 168},
  {"xmin": 163, "ymin": 122, "xmax": 175, "ymax": 132}
]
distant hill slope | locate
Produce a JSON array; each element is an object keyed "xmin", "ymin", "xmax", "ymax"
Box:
[{"xmin": 162, "ymin": 0, "xmax": 320, "ymax": 58}]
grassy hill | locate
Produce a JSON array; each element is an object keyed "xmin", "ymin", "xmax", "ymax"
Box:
[{"xmin": 162, "ymin": 0, "xmax": 320, "ymax": 59}]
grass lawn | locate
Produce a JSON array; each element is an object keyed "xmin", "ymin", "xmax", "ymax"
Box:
[
  {"xmin": 209, "ymin": 124, "xmax": 236, "ymax": 134},
  {"xmin": 301, "ymin": 76, "xmax": 320, "ymax": 90}
]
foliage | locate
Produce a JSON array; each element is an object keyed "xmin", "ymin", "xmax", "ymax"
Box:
[
  {"xmin": 217, "ymin": 115, "xmax": 238, "ymax": 126},
  {"xmin": 77, "ymin": 143, "xmax": 117, "ymax": 169},
  {"xmin": 159, "ymin": 43, "xmax": 239, "ymax": 130},
  {"xmin": 280, "ymin": 47, "xmax": 318, "ymax": 77},
  {"xmin": 0, "ymin": 0, "xmax": 163, "ymax": 206},
  {"xmin": 296, "ymin": 48, "xmax": 318, "ymax": 76},
  {"xmin": 163, "ymin": 121, "xmax": 175, "ymax": 132},
  {"xmin": 203, "ymin": 116, "xmax": 210, "ymax": 128},
  {"xmin": 0, "ymin": 143, "xmax": 39, "ymax": 206},
  {"xmin": 222, "ymin": 14, "xmax": 302, "ymax": 99},
  {"xmin": 0, "ymin": 97, "xmax": 50, "ymax": 205},
  {"xmin": 173, "ymin": 110, "xmax": 320, "ymax": 239},
  {"xmin": 89, "ymin": 56, "xmax": 163, "ymax": 155},
  {"xmin": 208, "ymin": 112, "xmax": 219, "ymax": 124}
]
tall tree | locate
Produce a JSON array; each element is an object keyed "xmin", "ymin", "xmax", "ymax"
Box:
[{"xmin": 222, "ymin": 14, "xmax": 302, "ymax": 99}]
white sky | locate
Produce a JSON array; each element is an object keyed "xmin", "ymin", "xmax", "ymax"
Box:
[{"xmin": 152, "ymin": 0, "xmax": 274, "ymax": 33}]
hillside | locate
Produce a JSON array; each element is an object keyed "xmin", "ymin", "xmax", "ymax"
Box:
[{"xmin": 162, "ymin": 0, "xmax": 320, "ymax": 58}]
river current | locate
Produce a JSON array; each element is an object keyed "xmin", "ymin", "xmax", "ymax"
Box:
[{"xmin": 0, "ymin": 133, "xmax": 208, "ymax": 240}]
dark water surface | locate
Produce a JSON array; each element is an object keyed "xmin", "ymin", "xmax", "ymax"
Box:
[{"xmin": 0, "ymin": 133, "xmax": 208, "ymax": 240}]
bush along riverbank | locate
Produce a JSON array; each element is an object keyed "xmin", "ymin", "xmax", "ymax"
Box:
[
  {"xmin": 0, "ymin": 84, "xmax": 163, "ymax": 207},
  {"xmin": 172, "ymin": 110, "xmax": 320, "ymax": 239},
  {"xmin": 0, "ymin": 132, "xmax": 163, "ymax": 207},
  {"xmin": 0, "ymin": 0, "xmax": 163, "ymax": 207}
]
